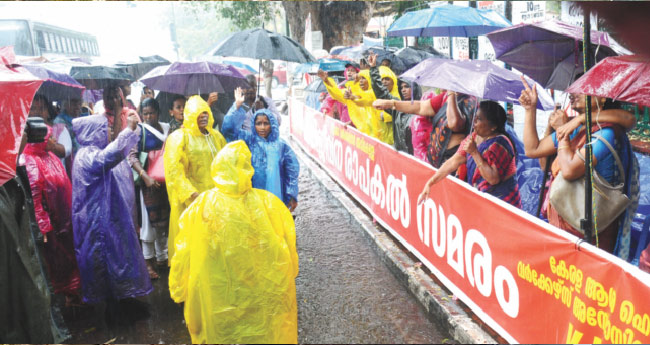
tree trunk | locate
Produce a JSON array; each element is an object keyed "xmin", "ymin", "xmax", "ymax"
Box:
[{"xmin": 282, "ymin": 1, "xmax": 375, "ymax": 52}]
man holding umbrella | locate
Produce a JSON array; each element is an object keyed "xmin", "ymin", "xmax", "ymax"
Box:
[{"xmin": 239, "ymin": 75, "xmax": 282, "ymax": 131}]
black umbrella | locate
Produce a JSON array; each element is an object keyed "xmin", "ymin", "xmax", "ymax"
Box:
[
  {"xmin": 116, "ymin": 55, "xmax": 170, "ymax": 80},
  {"xmin": 395, "ymin": 46, "xmax": 447, "ymax": 70},
  {"xmin": 362, "ymin": 46, "xmax": 407, "ymax": 74},
  {"xmin": 70, "ymin": 65, "xmax": 134, "ymax": 90},
  {"xmin": 208, "ymin": 28, "xmax": 316, "ymax": 64}
]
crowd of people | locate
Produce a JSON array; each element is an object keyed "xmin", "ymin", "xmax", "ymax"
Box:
[
  {"xmin": 3, "ymin": 43, "xmax": 649, "ymax": 344},
  {"xmin": 5, "ymin": 70, "xmax": 300, "ymax": 342},
  {"xmin": 317, "ymin": 52, "xmax": 644, "ymax": 264}
]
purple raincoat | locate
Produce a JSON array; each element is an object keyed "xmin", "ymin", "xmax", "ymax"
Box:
[{"xmin": 71, "ymin": 115, "xmax": 152, "ymax": 304}]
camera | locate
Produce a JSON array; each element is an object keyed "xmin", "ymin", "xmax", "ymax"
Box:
[{"xmin": 25, "ymin": 117, "xmax": 48, "ymax": 143}]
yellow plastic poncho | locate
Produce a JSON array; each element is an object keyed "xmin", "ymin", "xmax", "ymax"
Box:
[
  {"xmin": 323, "ymin": 76, "xmax": 371, "ymax": 135},
  {"xmin": 164, "ymin": 95, "xmax": 227, "ymax": 262},
  {"xmin": 324, "ymin": 69, "xmax": 396, "ymax": 145},
  {"xmin": 356, "ymin": 67, "xmax": 399, "ymax": 145},
  {"xmin": 169, "ymin": 140, "xmax": 298, "ymax": 344}
]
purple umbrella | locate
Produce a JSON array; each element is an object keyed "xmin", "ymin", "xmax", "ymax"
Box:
[
  {"xmin": 486, "ymin": 19, "xmax": 631, "ymax": 91},
  {"xmin": 139, "ymin": 61, "xmax": 249, "ymax": 96},
  {"xmin": 22, "ymin": 64, "xmax": 85, "ymax": 101},
  {"xmin": 400, "ymin": 58, "xmax": 554, "ymax": 111}
]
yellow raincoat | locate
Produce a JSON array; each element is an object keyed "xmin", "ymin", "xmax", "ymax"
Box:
[
  {"xmin": 324, "ymin": 69, "xmax": 395, "ymax": 145},
  {"xmin": 169, "ymin": 140, "xmax": 298, "ymax": 344},
  {"xmin": 323, "ymin": 76, "xmax": 371, "ymax": 135},
  {"xmin": 164, "ymin": 95, "xmax": 226, "ymax": 262},
  {"xmin": 356, "ymin": 67, "xmax": 399, "ymax": 145}
]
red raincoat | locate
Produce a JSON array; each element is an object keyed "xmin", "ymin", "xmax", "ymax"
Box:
[{"xmin": 20, "ymin": 126, "xmax": 80, "ymax": 295}]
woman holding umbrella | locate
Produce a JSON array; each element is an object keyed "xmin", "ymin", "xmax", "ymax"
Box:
[
  {"xmin": 164, "ymin": 95, "xmax": 227, "ymax": 262},
  {"xmin": 519, "ymin": 78, "xmax": 638, "ymax": 255}
]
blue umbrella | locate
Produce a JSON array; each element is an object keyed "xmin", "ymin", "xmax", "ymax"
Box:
[
  {"xmin": 400, "ymin": 58, "xmax": 554, "ymax": 111},
  {"xmin": 387, "ymin": 4, "xmax": 511, "ymax": 38},
  {"xmin": 22, "ymin": 64, "xmax": 85, "ymax": 100}
]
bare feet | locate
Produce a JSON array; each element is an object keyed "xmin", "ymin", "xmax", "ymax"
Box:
[{"xmin": 146, "ymin": 259, "xmax": 159, "ymax": 280}]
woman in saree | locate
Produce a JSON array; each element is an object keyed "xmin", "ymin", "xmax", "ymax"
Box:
[{"xmin": 418, "ymin": 101, "xmax": 521, "ymax": 208}]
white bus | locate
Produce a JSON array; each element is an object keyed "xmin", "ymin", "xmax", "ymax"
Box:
[{"xmin": 0, "ymin": 19, "xmax": 99, "ymax": 58}]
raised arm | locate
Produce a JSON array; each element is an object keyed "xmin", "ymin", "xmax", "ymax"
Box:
[
  {"xmin": 445, "ymin": 92, "xmax": 466, "ymax": 132},
  {"xmin": 556, "ymin": 108, "xmax": 637, "ymax": 140},
  {"xmin": 519, "ymin": 77, "xmax": 556, "ymax": 158},
  {"xmin": 373, "ymin": 98, "xmax": 437, "ymax": 116},
  {"xmin": 221, "ymin": 87, "xmax": 252, "ymax": 143},
  {"xmin": 91, "ymin": 114, "xmax": 140, "ymax": 172}
]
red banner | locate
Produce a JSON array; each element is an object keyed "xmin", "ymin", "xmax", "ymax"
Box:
[{"xmin": 290, "ymin": 98, "xmax": 650, "ymax": 344}]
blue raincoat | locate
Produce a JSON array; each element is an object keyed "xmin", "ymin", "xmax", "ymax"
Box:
[
  {"xmin": 71, "ymin": 115, "xmax": 152, "ymax": 304},
  {"xmin": 222, "ymin": 106, "xmax": 299, "ymax": 206}
]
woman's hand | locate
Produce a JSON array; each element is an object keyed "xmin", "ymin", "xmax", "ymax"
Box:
[
  {"xmin": 142, "ymin": 173, "xmax": 160, "ymax": 188},
  {"xmin": 188, "ymin": 192, "xmax": 199, "ymax": 204},
  {"xmin": 207, "ymin": 92, "xmax": 219, "ymax": 107},
  {"xmin": 288, "ymin": 198, "xmax": 297, "ymax": 212},
  {"xmin": 519, "ymin": 76, "xmax": 538, "ymax": 111},
  {"xmin": 127, "ymin": 114, "xmax": 139, "ymax": 131},
  {"xmin": 417, "ymin": 182, "xmax": 431, "ymax": 205},
  {"xmin": 372, "ymin": 99, "xmax": 392, "ymax": 110},
  {"xmin": 317, "ymin": 69, "xmax": 328, "ymax": 81},
  {"xmin": 556, "ymin": 114, "xmax": 582, "ymax": 140},
  {"xmin": 463, "ymin": 134, "xmax": 478, "ymax": 156},
  {"xmin": 367, "ymin": 53, "xmax": 377, "ymax": 67},
  {"xmin": 45, "ymin": 137, "xmax": 58, "ymax": 152},
  {"xmin": 343, "ymin": 87, "xmax": 353, "ymax": 100},
  {"xmin": 234, "ymin": 87, "xmax": 245, "ymax": 108}
]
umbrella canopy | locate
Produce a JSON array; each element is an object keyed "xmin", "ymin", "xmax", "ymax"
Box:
[
  {"xmin": 487, "ymin": 20, "xmax": 631, "ymax": 91},
  {"xmin": 395, "ymin": 46, "xmax": 447, "ymax": 71},
  {"xmin": 566, "ymin": 55, "xmax": 650, "ymax": 108},
  {"xmin": 387, "ymin": 4, "xmax": 511, "ymax": 37},
  {"xmin": 70, "ymin": 65, "xmax": 134, "ymax": 90},
  {"xmin": 294, "ymin": 58, "xmax": 348, "ymax": 75},
  {"xmin": 0, "ymin": 46, "xmax": 44, "ymax": 186},
  {"xmin": 115, "ymin": 55, "xmax": 171, "ymax": 80},
  {"xmin": 208, "ymin": 28, "xmax": 315, "ymax": 63},
  {"xmin": 139, "ymin": 61, "xmax": 249, "ymax": 96},
  {"xmin": 332, "ymin": 45, "xmax": 364, "ymax": 62},
  {"xmin": 363, "ymin": 46, "xmax": 407, "ymax": 74},
  {"xmin": 401, "ymin": 58, "xmax": 554, "ymax": 111},
  {"xmin": 223, "ymin": 60, "xmax": 257, "ymax": 73},
  {"xmin": 22, "ymin": 64, "xmax": 85, "ymax": 101}
]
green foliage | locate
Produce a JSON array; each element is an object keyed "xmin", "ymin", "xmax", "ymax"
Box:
[
  {"xmin": 393, "ymin": 0, "xmax": 429, "ymax": 20},
  {"xmin": 205, "ymin": 1, "xmax": 278, "ymax": 30},
  {"xmin": 166, "ymin": 3, "xmax": 234, "ymax": 60}
]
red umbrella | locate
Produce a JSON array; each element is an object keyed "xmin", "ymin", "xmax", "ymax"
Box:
[
  {"xmin": 566, "ymin": 55, "xmax": 650, "ymax": 107},
  {"xmin": 0, "ymin": 46, "xmax": 44, "ymax": 186}
]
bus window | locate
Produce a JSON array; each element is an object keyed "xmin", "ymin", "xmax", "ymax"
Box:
[
  {"xmin": 0, "ymin": 20, "xmax": 34, "ymax": 55},
  {"xmin": 36, "ymin": 31, "xmax": 47, "ymax": 51},
  {"xmin": 47, "ymin": 32, "xmax": 56, "ymax": 52}
]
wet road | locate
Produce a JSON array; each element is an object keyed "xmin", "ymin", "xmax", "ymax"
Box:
[{"xmin": 65, "ymin": 160, "xmax": 450, "ymax": 343}]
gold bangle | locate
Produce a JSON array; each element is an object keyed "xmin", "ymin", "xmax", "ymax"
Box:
[
  {"xmin": 139, "ymin": 170, "xmax": 145, "ymax": 177},
  {"xmin": 557, "ymin": 145, "xmax": 570, "ymax": 151}
]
